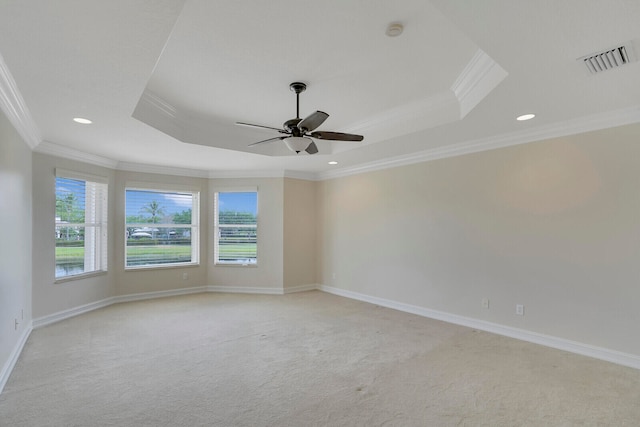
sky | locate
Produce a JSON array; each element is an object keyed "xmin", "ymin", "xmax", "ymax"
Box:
[
  {"xmin": 126, "ymin": 189, "xmax": 193, "ymax": 217},
  {"xmin": 57, "ymin": 180, "xmax": 257, "ymax": 218},
  {"xmin": 217, "ymin": 192, "xmax": 257, "ymax": 215},
  {"xmin": 125, "ymin": 190, "xmax": 257, "ymax": 217}
]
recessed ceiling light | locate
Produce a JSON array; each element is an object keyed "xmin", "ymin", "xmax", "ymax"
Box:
[
  {"xmin": 328, "ymin": 161, "xmax": 338, "ymax": 165},
  {"xmin": 385, "ymin": 22, "xmax": 404, "ymax": 37},
  {"xmin": 73, "ymin": 117, "xmax": 92, "ymax": 124},
  {"xmin": 516, "ymin": 113, "xmax": 535, "ymax": 121}
]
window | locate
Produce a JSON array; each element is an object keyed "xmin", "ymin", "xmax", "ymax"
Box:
[
  {"xmin": 125, "ymin": 185, "xmax": 199, "ymax": 269},
  {"xmin": 214, "ymin": 190, "xmax": 257, "ymax": 265},
  {"xmin": 55, "ymin": 170, "xmax": 108, "ymax": 280}
]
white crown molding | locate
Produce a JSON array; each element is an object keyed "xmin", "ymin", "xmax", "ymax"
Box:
[
  {"xmin": 319, "ymin": 285, "xmax": 640, "ymax": 370},
  {"xmin": 317, "ymin": 104, "xmax": 640, "ymax": 181},
  {"xmin": 138, "ymin": 90, "xmax": 178, "ymax": 120},
  {"xmin": 27, "ymin": 105, "xmax": 640, "ymax": 184},
  {"xmin": 208, "ymin": 169, "xmax": 287, "ymax": 179},
  {"xmin": 283, "ymin": 170, "xmax": 318, "ymax": 181},
  {"xmin": 35, "ymin": 147, "xmax": 317, "ymax": 181},
  {"xmin": 345, "ymin": 90, "xmax": 456, "ymax": 136},
  {"xmin": 342, "ymin": 49, "xmax": 507, "ymax": 145},
  {"xmin": 117, "ymin": 161, "xmax": 210, "ymax": 178},
  {"xmin": 35, "ymin": 140, "xmax": 118, "ymax": 169},
  {"xmin": 0, "ymin": 52, "xmax": 41, "ymax": 149},
  {"xmin": 451, "ymin": 48, "xmax": 508, "ymax": 118}
]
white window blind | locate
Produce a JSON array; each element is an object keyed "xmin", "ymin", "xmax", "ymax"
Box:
[
  {"xmin": 214, "ymin": 190, "xmax": 257, "ymax": 265},
  {"xmin": 125, "ymin": 187, "xmax": 199, "ymax": 268},
  {"xmin": 55, "ymin": 171, "xmax": 108, "ymax": 279}
]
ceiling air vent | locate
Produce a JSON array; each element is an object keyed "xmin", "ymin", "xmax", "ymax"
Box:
[{"xmin": 580, "ymin": 43, "xmax": 636, "ymax": 74}]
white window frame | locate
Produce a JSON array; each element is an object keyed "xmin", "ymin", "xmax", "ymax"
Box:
[
  {"xmin": 55, "ymin": 169, "xmax": 108, "ymax": 282},
  {"xmin": 124, "ymin": 182, "xmax": 200, "ymax": 270},
  {"xmin": 213, "ymin": 187, "xmax": 258, "ymax": 266}
]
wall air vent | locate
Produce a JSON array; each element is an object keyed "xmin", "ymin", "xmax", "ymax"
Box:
[{"xmin": 580, "ymin": 43, "xmax": 636, "ymax": 74}]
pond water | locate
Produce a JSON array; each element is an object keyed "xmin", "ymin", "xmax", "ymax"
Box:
[{"xmin": 56, "ymin": 263, "xmax": 84, "ymax": 278}]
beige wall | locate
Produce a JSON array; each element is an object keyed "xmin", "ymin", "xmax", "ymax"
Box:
[
  {"xmin": 31, "ymin": 153, "xmax": 116, "ymax": 317},
  {"xmin": 17, "ymin": 119, "xmax": 640, "ymax": 361},
  {"xmin": 319, "ymin": 126, "xmax": 640, "ymax": 357},
  {"xmin": 29, "ymin": 165, "xmax": 292, "ymax": 317},
  {"xmin": 283, "ymin": 178, "xmax": 317, "ymax": 289},
  {"xmin": 0, "ymin": 111, "xmax": 32, "ymax": 375},
  {"xmin": 208, "ymin": 177, "xmax": 284, "ymax": 291}
]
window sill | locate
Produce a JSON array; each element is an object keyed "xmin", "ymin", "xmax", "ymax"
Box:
[
  {"xmin": 55, "ymin": 270, "xmax": 107, "ymax": 284},
  {"xmin": 214, "ymin": 262, "xmax": 258, "ymax": 268},
  {"xmin": 125, "ymin": 262, "xmax": 200, "ymax": 272}
]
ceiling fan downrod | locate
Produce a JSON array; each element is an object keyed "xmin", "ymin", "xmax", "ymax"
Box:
[{"xmin": 290, "ymin": 82, "xmax": 306, "ymax": 119}]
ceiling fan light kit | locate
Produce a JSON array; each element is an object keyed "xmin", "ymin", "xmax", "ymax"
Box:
[
  {"xmin": 285, "ymin": 136, "xmax": 312, "ymax": 154},
  {"xmin": 237, "ymin": 82, "xmax": 364, "ymax": 155}
]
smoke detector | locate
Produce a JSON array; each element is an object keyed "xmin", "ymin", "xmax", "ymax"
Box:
[{"xmin": 386, "ymin": 22, "xmax": 404, "ymax": 37}]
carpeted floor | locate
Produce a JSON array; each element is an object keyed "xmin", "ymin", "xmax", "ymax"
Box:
[{"xmin": 1, "ymin": 291, "xmax": 639, "ymax": 426}]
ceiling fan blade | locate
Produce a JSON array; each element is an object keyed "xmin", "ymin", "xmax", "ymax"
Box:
[
  {"xmin": 236, "ymin": 122, "xmax": 285, "ymax": 133},
  {"xmin": 297, "ymin": 111, "xmax": 329, "ymax": 132},
  {"xmin": 305, "ymin": 141, "xmax": 319, "ymax": 155},
  {"xmin": 309, "ymin": 131, "xmax": 363, "ymax": 142},
  {"xmin": 248, "ymin": 136, "xmax": 287, "ymax": 147}
]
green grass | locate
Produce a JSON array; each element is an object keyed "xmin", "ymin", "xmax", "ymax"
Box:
[
  {"xmin": 56, "ymin": 244, "xmax": 195, "ymax": 266},
  {"xmin": 126, "ymin": 244, "xmax": 193, "ymax": 266},
  {"xmin": 56, "ymin": 243, "xmax": 257, "ymax": 265},
  {"xmin": 55, "ymin": 246, "xmax": 84, "ymax": 262},
  {"xmin": 218, "ymin": 243, "xmax": 256, "ymax": 261},
  {"xmin": 126, "ymin": 245, "xmax": 192, "ymax": 257}
]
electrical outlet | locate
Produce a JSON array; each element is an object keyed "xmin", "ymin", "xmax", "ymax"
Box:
[
  {"xmin": 482, "ymin": 298, "xmax": 490, "ymax": 309},
  {"xmin": 516, "ymin": 304, "xmax": 524, "ymax": 315},
  {"xmin": 182, "ymin": 272, "xmax": 188, "ymax": 280}
]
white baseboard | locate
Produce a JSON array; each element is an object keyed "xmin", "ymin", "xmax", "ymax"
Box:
[
  {"xmin": 33, "ymin": 286, "xmax": 207, "ymax": 328},
  {"xmin": 207, "ymin": 283, "xmax": 319, "ymax": 295},
  {"xmin": 33, "ymin": 297, "xmax": 114, "ymax": 329},
  {"xmin": 283, "ymin": 284, "xmax": 318, "ymax": 294},
  {"xmin": 113, "ymin": 286, "xmax": 208, "ymax": 304},
  {"xmin": 0, "ymin": 322, "xmax": 32, "ymax": 394},
  {"xmin": 26, "ymin": 283, "xmax": 639, "ymax": 376},
  {"xmin": 31, "ymin": 285, "xmax": 302, "ymax": 329},
  {"xmin": 207, "ymin": 285, "xmax": 284, "ymax": 295},
  {"xmin": 319, "ymin": 285, "xmax": 640, "ymax": 370}
]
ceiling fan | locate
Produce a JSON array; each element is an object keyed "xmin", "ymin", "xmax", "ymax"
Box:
[{"xmin": 236, "ymin": 82, "xmax": 364, "ymax": 155}]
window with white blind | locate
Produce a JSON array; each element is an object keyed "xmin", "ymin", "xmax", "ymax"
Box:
[
  {"xmin": 214, "ymin": 190, "xmax": 258, "ymax": 265},
  {"xmin": 55, "ymin": 170, "xmax": 108, "ymax": 280},
  {"xmin": 125, "ymin": 185, "xmax": 199, "ymax": 269}
]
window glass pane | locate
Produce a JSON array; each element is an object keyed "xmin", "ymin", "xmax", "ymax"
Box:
[
  {"xmin": 218, "ymin": 226, "xmax": 257, "ymax": 263},
  {"xmin": 56, "ymin": 177, "xmax": 85, "ymax": 223},
  {"xmin": 125, "ymin": 189, "xmax": 198, "ymax": 268},
  {"xmin": 55, "ymin": 176, "xmax": 107, "ymax": 279},
  {"xmin": 218, "ymin": 192, "xmax": 257, "ymax": 225},
  {"xmin": 55, "ymin": 226, "xmax": 85, "ymax": 277},
  {"xmin": 215, "ymin": 191, "xmax": 257, "ymax": 265}
]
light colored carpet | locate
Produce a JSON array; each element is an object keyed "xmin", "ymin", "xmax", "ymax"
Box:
[{"xmin": 1, "ymin": 291, "xmax": 639, "ymax": 426}]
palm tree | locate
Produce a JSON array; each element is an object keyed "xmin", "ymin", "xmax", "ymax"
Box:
[{"xmin": 141, "ymin": 200, "xmax": 166, "ymax": 224}]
